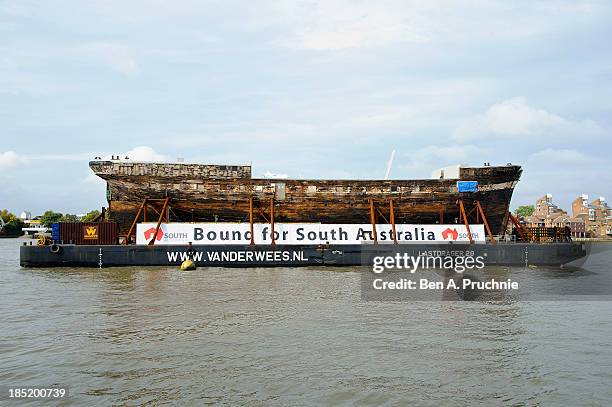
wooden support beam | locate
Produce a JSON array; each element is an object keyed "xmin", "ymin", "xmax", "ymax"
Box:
[
  {"xmin": 143, "ymin": 200, "xmax": 147, "ymax": 223},
  {"xmin": 270, "ymin": 197, "xmax": 276, "ymax": 245},
  {"xmin": 149, "ymin": 197, "xmax": 169, "ymax": 246},
  {"xmin": 369, "ymin": 198, "xmax": 378, "ymax": 244},
  {"xmin": 457, "ymin": 200, "xmax": 474, "ymax": 244},
  {"xmin": 389, "ymin": 199, "xmax": 397, "ymax": 244},
  {"xmin": 249, "ymin": 196, "xmax": 255, "ymax": 245},
  {"xmin": 439, "ymin": 208, "xmax": 444, "ymax": 224},
  {"xmin": 474, "ymin": 200, "xmax": 496, "ymax": 245},
  {"xmin": 125, "ymin": 199, "xmax": 147, "ymax": 245}
]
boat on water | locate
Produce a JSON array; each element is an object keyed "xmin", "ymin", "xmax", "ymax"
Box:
[
  {"xmin": 89, "ymin": 160, "xmax": 522, "ymax": 236},
  {"xmin": 19, "ymin": 159, "xmax": 587, "ymax": 268}
]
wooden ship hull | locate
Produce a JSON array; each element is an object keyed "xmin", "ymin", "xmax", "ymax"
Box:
[{"xmin": 89, "ymin": 161, "xmax": 522, "ymax": 236}]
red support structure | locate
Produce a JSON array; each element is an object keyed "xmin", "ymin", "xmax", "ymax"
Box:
[
  {"xmin": 270, "ymin": 197, "xmax": 276, "ymax": 245},
  {"xmin": 249, "ymin": 196, "xmax": 255, "ymax": 245},
  {"xmin": 389, "ymin": 199, "xmax": 397, "ymax": 244},
  {"xmin": 457, "ymin": 200, "xmax": 474, "ymax": 244},
  {"xmin": 369, "ymin": 198, "xmax": 378, "ymax": 244},
  {"xmin": 508, "ymin": 212, "xmax": 532, "ymax": 242},
  {"xmin": 125, "ymin": 199, "xmax": 147, "ymax": 245},
  {"xmin": 149, "ymin": 197, "xmax": 169, "ymax": 246},
  {"xmin": 474, "ymin": 200, "xmax": 496, "ymax": 245}
]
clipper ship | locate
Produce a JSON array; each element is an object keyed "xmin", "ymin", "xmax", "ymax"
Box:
[{"xmin": 89, "ymin": 160, "xmax": 522, "ymax": 236}]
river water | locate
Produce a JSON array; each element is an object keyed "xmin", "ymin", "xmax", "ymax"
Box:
[{"xmin": 1, "ymin": 238, "xmax": 612, "ymax": 406}]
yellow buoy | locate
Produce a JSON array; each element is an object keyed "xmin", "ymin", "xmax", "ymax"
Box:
[{"xmin": 180, "ymin": 259, "xmax": 196, "ymax": 271}]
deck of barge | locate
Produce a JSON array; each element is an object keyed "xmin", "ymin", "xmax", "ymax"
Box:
[{"xmin": 20, "ymin": 242, "xmax": 586, "ymax": 268}]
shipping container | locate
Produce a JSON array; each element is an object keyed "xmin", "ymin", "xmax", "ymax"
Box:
[
  {"xmin": 51, "ymin": 223, "xmax": 60, "ymax": 241},
  {"xmin": 57, "ymin": 222, "xmax": 119, "ymax": 245}
]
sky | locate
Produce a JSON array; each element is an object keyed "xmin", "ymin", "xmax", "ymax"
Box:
[{"xmin": 1, "ymin": 0, "xmax": 611, "ymax": 216}]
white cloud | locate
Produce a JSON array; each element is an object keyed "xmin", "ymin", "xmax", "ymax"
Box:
[
  {"xmin": 528, "ymin": 148, "xmax": 589, "ymax": 165},
  {"xmin": 75, "ymin": 42, "xmax": 139, "ymax": 75},
  {"xmin": 397, "ymin": 144, "xmax": 489, "ymax": 177},
  {"xmin": 453, "ymin": 97, "xmax": 606, "ymax": 140},
  {"xmin": 272, "ymin": 0, "xmax": 430, "ymax": 50},
  {"xmin": 118, "ymin": 146, "xmax": 166, "ymax": 161},
  {"xmin": 25, "ymin": 152, "xmax": 95, "ymax": 161},
  {"xmin": 265, "ymin": 0, "xmax": 612, "ymax": 50},
  {"xmin": 0, "ymin": 151, "xmax": 28, "ymax": 168}
]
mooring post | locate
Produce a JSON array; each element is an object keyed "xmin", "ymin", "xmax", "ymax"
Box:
[
  {"xmin": 389, "ymin": 199, "xmax": 397, "ymax": 244},
  {"xmin": 457, "ymin": 200, "xmax": 474, "ymax": 244},
  {"xmin": 369, "ymin": 198, "xmax": 378, "ymax": 244},
  {"xmin": 249, "ymin": 196, "xmax": 255, "ymax": 245},
  {"xmin": 270, "ymin": 197, "xmax": 276, "ymax": 245}
]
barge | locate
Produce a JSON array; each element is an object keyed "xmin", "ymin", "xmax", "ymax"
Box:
[
  {"xmin": 19, "ymin": 159, "xmax": 587, "ymax": 268},
  {"xmin": 20, "ymin": 242, "xmax": 586, "ymax": 268}
]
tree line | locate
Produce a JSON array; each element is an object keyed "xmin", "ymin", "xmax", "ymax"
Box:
[{"xmin": 0, "ymin": 209, "xmax": 103, "ymax": 236}]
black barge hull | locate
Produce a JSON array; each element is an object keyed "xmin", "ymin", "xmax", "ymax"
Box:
[{"xmin": 20, "ymin": 243, "xmax": 586, "ymax": 268}]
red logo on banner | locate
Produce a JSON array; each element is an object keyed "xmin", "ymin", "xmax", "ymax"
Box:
[
  {"xmin": 442, "ymin": 228, "xmax": 459, "ymax": 240},
  {"xmin": 144, "ymin": 227, "xmax": 164, "ymax": 241}
]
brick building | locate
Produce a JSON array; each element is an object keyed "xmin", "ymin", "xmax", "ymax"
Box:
[
  {"xmin": 571, "ymin": 194, "xmax": 612, "ymax": 238},
  {"xmin": 523, "ymin": 193, "xmax": 586, "ymax": 238}
]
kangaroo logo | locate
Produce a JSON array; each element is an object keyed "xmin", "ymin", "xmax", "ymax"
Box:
[
  {"xmin": 442, "ymin": 227, "xmax": 459, "ymax": 240},
  {"xmin": 144, "ymin": 227, "xmax": 164, "ymax": 241}
]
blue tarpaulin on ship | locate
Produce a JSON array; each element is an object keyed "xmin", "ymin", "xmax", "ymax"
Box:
[{"xmin": 457, "ymin": 181, "xmax": 478, "ymax": 192}]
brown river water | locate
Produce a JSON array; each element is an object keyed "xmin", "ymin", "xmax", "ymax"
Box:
[{"xmin": 1, "ymin": 238, "xmax": 612, "ymax": 406}]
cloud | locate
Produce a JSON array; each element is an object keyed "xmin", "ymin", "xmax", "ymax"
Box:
[
  {"xmin": 119, "ymin": 146, "xmax": 166, "ymax": 161},
  {"xmin": 75, "ymin": 42, "xmax": 140, "ymax": 75},
  {"xmin": 453, "ymin": 97, "xmax": 607, "ymax": 140},
  {"xmin": 24, "ymin": 152, "xmax": 95, "ymax": 161},
  {"xmin": 528, "ymin": 148, "xmax": 589, "ymax": 165},
  {"xmin": 272, "ymin": 0, "xmax": 428, "ymax": 50},
  {"xmin": 267, "ymin": 1, "xmax": 612, "ymax": 50},
  {"xmin": 397, "ymin": 144, "xmax": 489, "ymax": 177},
  {"xmin": 0, "ymin": 151, "xmax": 28, "ymax": 168}
]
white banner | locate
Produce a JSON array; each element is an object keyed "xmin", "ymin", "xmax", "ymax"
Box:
[{"xmin": 136, "ymin": 223, "xmax": 486, "ymax": 245}]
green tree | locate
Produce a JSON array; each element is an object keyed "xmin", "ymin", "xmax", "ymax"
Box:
[
  {"xmin": 0, "ymin": 209, "xmax": 15, "ymax": 223},
  {"xmin": 81, "ymin": 210, "xmax": 102, "ymax": 222},
  {"xmin": 515, "ymin": 205, "xmax": 534, "ymax": 218},
  {"xmin": 40, "ymin": 210, "xmax": 63, "ymax": 227},
  {"xmin": 61, "ymin": 213, "xmax": 78, "ymax": 222},
  {"xmin": 0, "ymin": 209, "xmax": 24, "ymax": 236}
]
